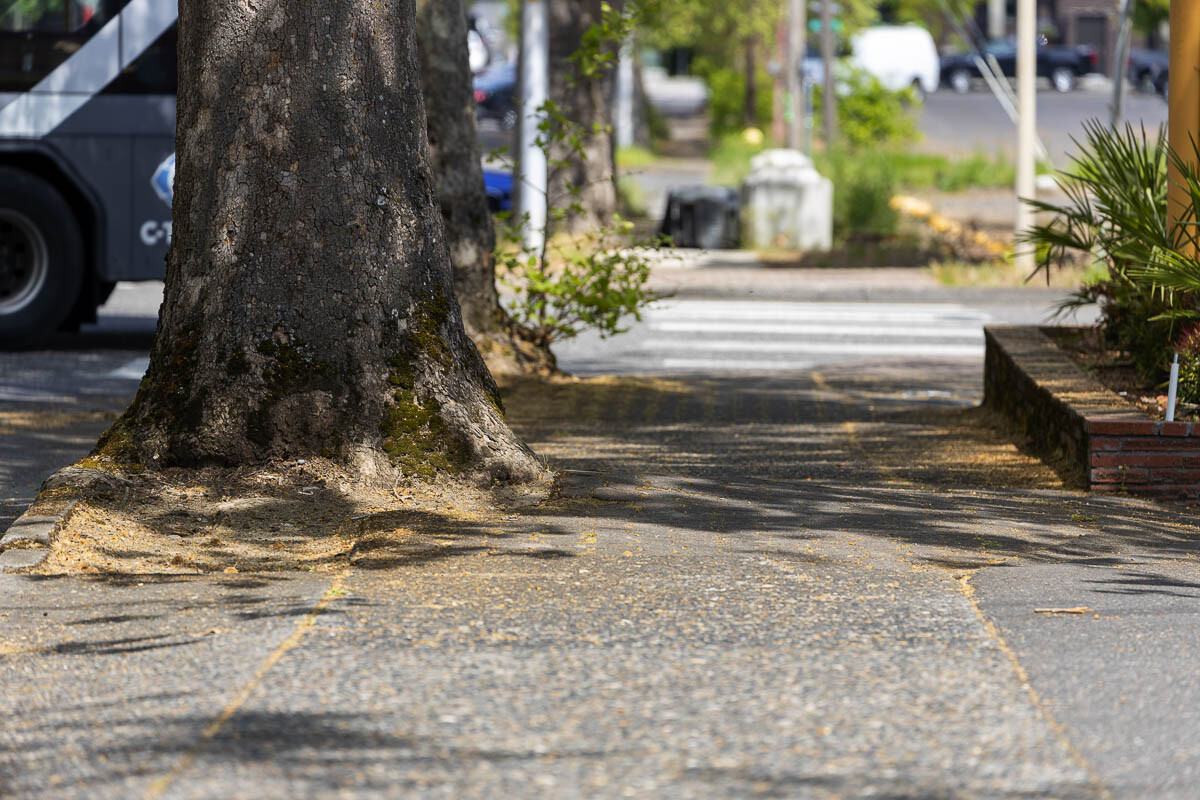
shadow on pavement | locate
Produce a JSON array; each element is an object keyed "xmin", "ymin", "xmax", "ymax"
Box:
[{"xmin": 495, "ymin": 369, "xmax": 1200, "ymax": 600}]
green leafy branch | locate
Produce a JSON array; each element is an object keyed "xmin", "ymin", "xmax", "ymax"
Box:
[{"xmin": 494, "ymin": 6, "xmax": 665, "ymax": 347}]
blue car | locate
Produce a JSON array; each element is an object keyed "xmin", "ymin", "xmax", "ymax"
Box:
[{"xmin": 482, "ymin": 168, "xmax": 513, "ymax": 212}]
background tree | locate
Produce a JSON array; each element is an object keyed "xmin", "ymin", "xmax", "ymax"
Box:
[
  {"xmin": 99, "ymin": 0, "xmax": 544, "ymax": 487},
  {"xmin": 415, "ymin": 0, "xmax": 554, "ymax": 374},
  {"xmin": 881, "ymin": 0, "xmax": 973, "ymax": 46},
  {"xmin": 1132, "ymin": 0, "xmax": 1168, "ymax": 47},
  {"xmin": 643, "ymin": 0, "xmax": 877, "ymax": 137},
  {"xmin": 546, "ymin": 0, "xmax": 619, "ymax": 233}
]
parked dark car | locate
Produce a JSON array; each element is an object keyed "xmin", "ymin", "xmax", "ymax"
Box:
[
  {"xmin": 472, "ymin": 62, "xmax": 517, "ymax": 130},
  {"xmin": 939, "ymin": 36, "xmax": 1098, "ymax": 94},
  {"xmin": 1127, "ymin": 47, "xmax": 1168, "ymax": 97}
]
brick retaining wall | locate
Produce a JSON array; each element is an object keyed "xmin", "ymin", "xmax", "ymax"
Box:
[
  {"xmin": 984, "ymin": 326, "xmax": 1200, "ymax": 498},
  {"xmin": 1088, "ymin": 420, "xmax": 1200, "ymax": 496}
]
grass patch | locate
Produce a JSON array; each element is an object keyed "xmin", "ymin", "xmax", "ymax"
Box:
[
  {"xmin": 710, "ymin": 135, "xmax": 1017, "ymax": 194},
  {"xmin": 616, "ymin": 176, "xmax": 649, "ymax": 218},
  {"xmin": 615, "ymin": 145, "xmax": 659, "ymax": 168},
  {"xmin": 927, "ymin": 259, "xmax": 1092, "ymax": 288},
  {"xmin": 709, "ymin": 132, "xmax": 769, "ymax": 187},
  {"xmin": 883, "ymin": 151, "xmax": 1015, "ymax": 192}
]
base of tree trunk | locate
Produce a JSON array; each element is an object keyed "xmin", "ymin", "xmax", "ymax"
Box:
[
  {"xmin": 474, "ymin": 319, "xmax": 561, "ymax": 378},
  {"xmin": 21, "ymin": 455, "xmax": 556, "ymax": 575}
]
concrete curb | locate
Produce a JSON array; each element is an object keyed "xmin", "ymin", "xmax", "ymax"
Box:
[
  {"xmin": 0, "ymin": 500, "xmax": 78, "ymax": 573},
  {"xmin": 984, "ymin": 325, "xmax": 1200, "ymax": 498}
]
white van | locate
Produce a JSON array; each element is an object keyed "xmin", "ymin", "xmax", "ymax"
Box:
[{"xmin": 849, "ymin": 25, "xmax": 940, "ymax": 97}]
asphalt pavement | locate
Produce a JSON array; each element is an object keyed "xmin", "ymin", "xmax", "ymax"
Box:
[
  {"xmin": 4, "ymin": 268, "xmax": 1200, "ymax": 797},
  {"xmin": 918, "ymin": 84, "xmax": 1167, "ymax": 167}
]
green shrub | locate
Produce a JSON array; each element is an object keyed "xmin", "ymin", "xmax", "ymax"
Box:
[
  {"xmin": 697, "ymin": 61, "xmax": 774, "ymax": 139},
  {"xmin": 1177, "ymin": 325, "xmax": 1200, "ymax": 404},
  {"xmin": 1023, "ymin": 121, "xmax": 1199, "ymax": 394},
  {"xmin": 816, "ymin": 149, "xmax": 898, "ymax": 240},
  {"xmin": 496, "ymin": 216, "xmax": 664, "ymax": 347},
  {"xmin": 708, "ymin": 132, "xmax": 769, "ymax": 188},
  {"xmin": 814, "ymin": 69, "xmax": 918, "ymax": 149}
]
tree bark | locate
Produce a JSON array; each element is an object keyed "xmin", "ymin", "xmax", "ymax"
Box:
[
  {"xmin": 632, "ymin": 54, "xmax": 654, "ymax": 149},
  {"xmin": 102, "ymin": 0, "xmax": 544, "ymax": 486},
  {"xmin": 547, "ymin": 0, "xmax": 617, "ymax": 234},
  {"xmin": 414, "ymin": 0, "xmax": 555, "ymax": 374},
  {"xmin": 413, "ymin": 0, "xmax": 499, "ymax": 340},
  {"xmin": 744, "ymin": 35, "xmax": 758, "ymax": 128}
]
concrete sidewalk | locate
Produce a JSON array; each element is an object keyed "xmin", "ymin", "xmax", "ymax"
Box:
[{"xmin": 3, "ymin": 360, "xmax": 1198, "ymax": 798}]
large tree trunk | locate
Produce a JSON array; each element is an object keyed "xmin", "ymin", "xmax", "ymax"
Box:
[
  {"xmin": 414, "ymin": 0, "xmax": 555, "ymax": 375},
  {"xmin": 102, "ymin": 0, "xmax": 543, "ymax": 486},
  {"xmin": 547, "ymin": 0, "xmax": 618, "ymax": 234}
]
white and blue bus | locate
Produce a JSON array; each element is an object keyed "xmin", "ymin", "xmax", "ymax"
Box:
[
  {"xmin": 0, "ymin": 0, "xmax": 176, "ymax": 345},
  {"xmin": 0, "ymin": 1, "xmax": 513, "ymax": 346}
]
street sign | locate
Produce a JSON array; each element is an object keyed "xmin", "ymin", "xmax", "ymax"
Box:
[{"xmin": 807, "ymin": 19, "xmax": 842, "ymax": 32}]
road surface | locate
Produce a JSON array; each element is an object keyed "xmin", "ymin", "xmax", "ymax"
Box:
[
  {"xmin": 3, "ymin": 273, "xmax": 1199, "ymax": 799},
  {"xmin": 918, "ymin": 85, "xmax": 1168, "ymax": 165}
]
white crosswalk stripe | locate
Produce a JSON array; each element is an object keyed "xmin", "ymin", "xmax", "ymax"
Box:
[
  {"xmin": 101, "ymin": 302, "xmax": 992, "ymax": 379},
  {"xmin": 649, "ymin": 322, "xmax": 984, "ymax": 339},
  {"xmin": 555, "ymin": 299, "xmax": 992, "ymax": 374},
  {"xmin": 107, "ymin": 358, "xmax": 150, "ymax": 381}
]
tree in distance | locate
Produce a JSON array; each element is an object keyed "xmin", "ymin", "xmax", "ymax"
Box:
[
  {"xmin": 415, "ymin": 0, "xmax": 556, "ymax": 375},
  {"xmin": 546, "ymin": 0, "xmax": 619, "ymax": 233},
  {"xmin": 95, "ymin": 0, "xmax": 546, "ymax": 488}
]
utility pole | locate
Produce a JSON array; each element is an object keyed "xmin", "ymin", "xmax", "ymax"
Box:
[
  {"xmin": 1109, "ymin": 0, "xmax": 1134, "ymax": 128},
  {"xmin": 820, "ymin": 0, "xmax": 836, "ymax": 147},
  {"xmin": 786, "ymin": 0, "xmax": 805, "ymax": 149},
  {"xmin": 1168, "ymin": 0, "xmax": 1200, "ymax": 242},
  {"xmin": 517, "ymin": 0, "xmax": 549, "ymax": 256},
  {"xmin": 1014, "ymin": 0, "xmax": 1035, "ymax": 271},
  {"xmin": 987, "ymin": 0, "xmax": 1005, "ymax": 40},
  {"xmin": 615, "ymin": 38, "xmax": 635, "ymax": 150}
]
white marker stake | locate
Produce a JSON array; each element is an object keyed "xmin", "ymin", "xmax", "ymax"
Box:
[{"xmin": 1167, "ymin": 352, "xmax": 1180, "ymax": 422}]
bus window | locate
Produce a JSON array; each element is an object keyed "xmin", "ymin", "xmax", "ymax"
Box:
[
  {"xmin": 0, "ymin": 0, "xmax": 130, "ymax": 91},
  {"xmin": 103, "ymin": 22, "xmax": 175, "ymax": 94}
]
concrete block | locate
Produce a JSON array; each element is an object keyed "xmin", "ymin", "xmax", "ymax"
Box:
[
  {"xmin": 740, "ymin": 149, "xmax": 833, "ymax": 251},
  {"xmin": 0, "ymin": 516, "xmax": 59, "ymax": 548},
  {"xmin": 0, "ymin": 548, "xmax": 48, "ymax": 572}
]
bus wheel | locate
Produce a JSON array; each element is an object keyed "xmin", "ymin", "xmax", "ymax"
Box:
[{"xmin": 0, "ymin": 168, "xmax": 84, "ymax": 348}]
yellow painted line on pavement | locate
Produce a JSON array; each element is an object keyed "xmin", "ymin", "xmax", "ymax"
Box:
[
  {"xmin": 143, "ymin": 570, "xmax": 350, "ymax": 800},
  {"xmin": 811, "ymin": 370, "xmax": 913, "ymax": 488},
  {"xmin": 816, "ymin": 367, "xmax": 1111, "ymax": 797},
  {"xmin": 956, "ymin": 573, "xmax": 1114, "ymax": 800}
]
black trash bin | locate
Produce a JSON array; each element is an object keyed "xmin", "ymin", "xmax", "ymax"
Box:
[{"xmin": 660, "ymin": 186, "xmax": 739, "ymax": 249}]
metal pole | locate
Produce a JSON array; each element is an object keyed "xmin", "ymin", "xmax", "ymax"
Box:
[
  {"xmin": 987, "ymin": 0, "xmax": 1005, "ymax": 40},
  {"xmin": 786, "ymin": 0, "xmax": 805, "ymax": 149},
  {"xmin": 820, "ymin": 0, "xmax": 836, "ymax": 147},
  {"xmin": 1014, "ymin": 0, "xmax": 1036, "ymax": 271},
  {"xmin": 615, "ymin": 37, "xmax": 635, "ymax": 150},
  {"xmin": 1110, "ymin": 0, "xmax": 1134, "ymax": 128},
  {"xmin": 1168, "ymin": 0, "xmax": 1200, "ymax": 241},
  {"xmin": 517, "ymin": 0, "xmax": 548, "ymax": 256}
]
